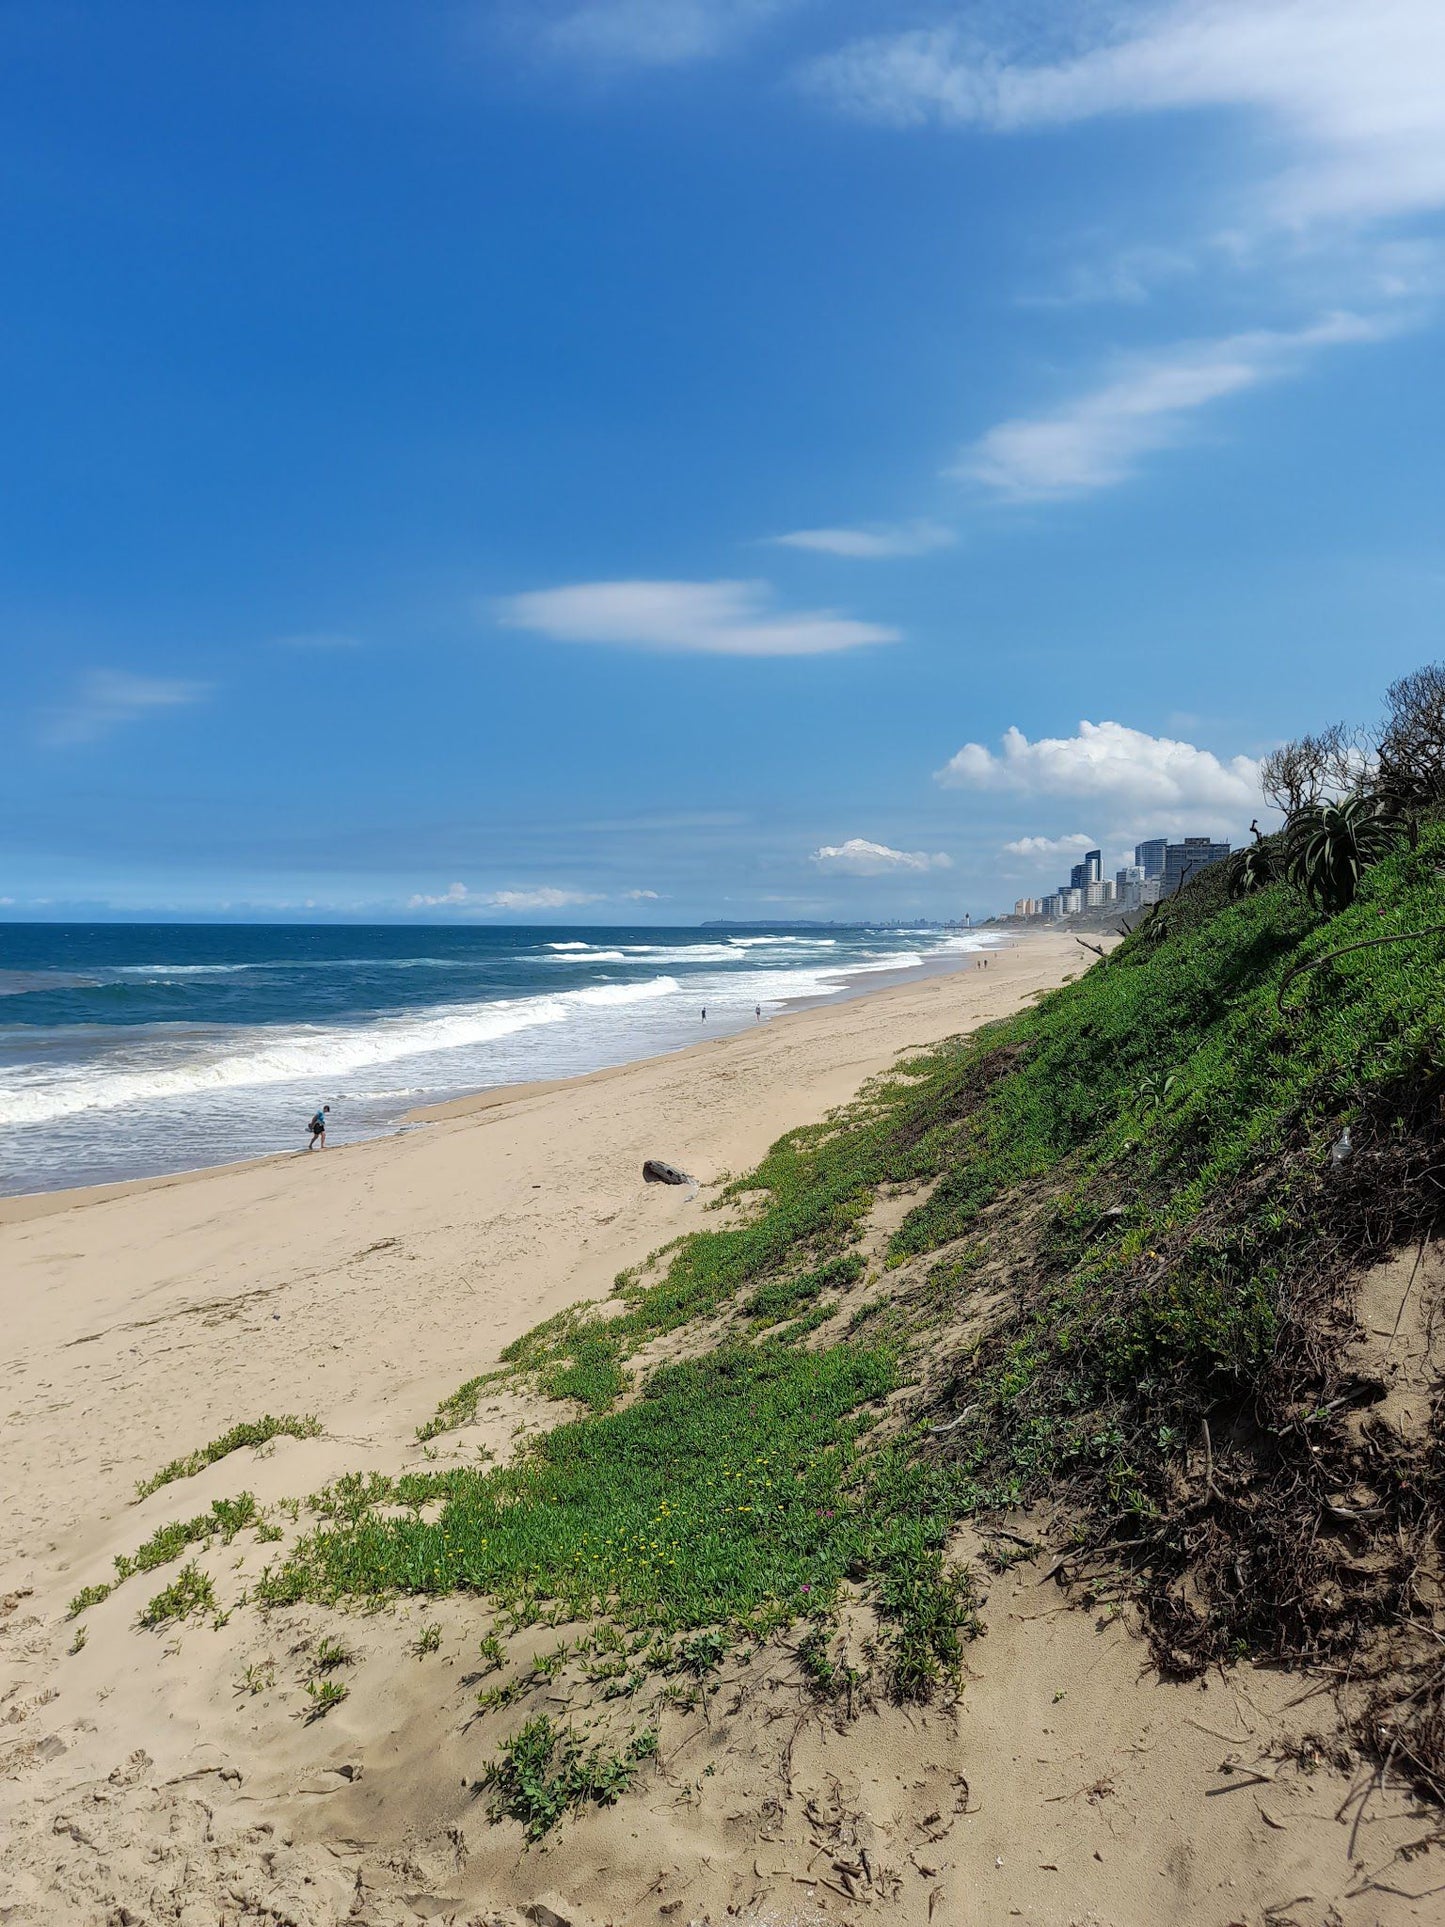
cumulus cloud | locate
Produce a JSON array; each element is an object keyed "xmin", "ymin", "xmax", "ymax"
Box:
[
  {"xmin": 955, "ymin": 311, "xmax": 1389, "ymax": 497},
  {"xmin": 40, "ymin": 670, "xmax": 211, "ymax": 747},
  {"xmin": 811, "ymin": 838, "xmax": 953, "ymax": 876},
  {"xmin": 546, "ymin": 0, "xmax": 793, "ymax": 68},
  {"xmin": 937, "ymin": 720, "xmax": 1262, "ymax": 815},
  {"xmin": 803, "ymin": 1, "xmax": 1445, "ymax": 230},
  {"xmin": 498, "ymin": 579, "xmax": 900, "ymax": 656},
  {"xmin": 769, "ymin": 521, "xmax": 955, "ymax": 559},
  {"xmin": 1002, "ymin": 833, "xmax": 1098, "ymax": 861},
  {"xmin": 624, "ymin": 888, "xmax": 662, "ymax": 900}
]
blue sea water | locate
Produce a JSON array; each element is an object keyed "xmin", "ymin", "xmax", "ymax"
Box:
[{"xmin": 0, "ymin": 923, "xmax": 992, "ymax": 1195}]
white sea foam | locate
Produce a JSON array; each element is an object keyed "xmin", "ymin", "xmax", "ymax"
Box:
[
  {"xmin": 0, "ymin": 928, "xmax": 999, "ymax": 1192},
  {"xmin": 107, "ymin": 957, "xmax": 490, "ymax": 977},
  {"xmin": 0, "ymin": 976, "xmax": 682, "ymax": 1125},
  {"xmin": 725, "ymin": 935, "xmax": 836, "ymax": 947},
  {"xmin": 834, "ymin": 950, "xmax": 925, "ymax": 974}
]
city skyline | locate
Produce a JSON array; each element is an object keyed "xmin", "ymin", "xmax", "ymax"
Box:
[{"xmin": 1013, "ymin": 830, "xmax": 1235, "ymax": 920}]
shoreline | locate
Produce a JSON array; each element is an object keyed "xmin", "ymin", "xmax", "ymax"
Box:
[
  {"xmin": 0, "ymin": 932, "xmax": 1011, "ymax": 1222},
  {"xmin": 0, "ymin": 929, "xmax": 1078, "ymax": 1434},
  {"xmin": 400, "ymin": 934, "xmax": 1004, "ymax": 1126}
]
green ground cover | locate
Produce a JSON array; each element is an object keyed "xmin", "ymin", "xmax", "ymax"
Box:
[{"xmin": 135, "ymin": 1413, "xmax": 321, "ymax": 1498}]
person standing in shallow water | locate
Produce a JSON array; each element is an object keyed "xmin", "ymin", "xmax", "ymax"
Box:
[
  {"xmin": 700, "ymin": 1008, "xmax": 706, "ymax": 1023},
  {"xmin": 308, "ymin": 1105, "xmax": 330, "ymax": 1150}
]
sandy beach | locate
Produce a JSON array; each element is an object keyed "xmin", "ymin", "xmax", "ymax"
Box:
[{"xmin": 1, "ymin": 930, "xmax": 1437, "ymax": 1925}]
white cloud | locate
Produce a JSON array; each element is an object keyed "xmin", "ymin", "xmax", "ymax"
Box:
[
  {"xmin": 1002, "ymin": 833, "xmax": 1097, "ymax": 861},
  {"xmin": 40, "ymin": 670, "xmax": 210, "ymax": 747},
  {"xmin": 498, "ymin": 579, "xmax": 900, "ymax": 656},
  {"xmin": 804, "ymin": 1, "xmax": 1445, "ymax": 230},
  {"xmin": 407, "ymin": 882, "xmax": 473, "ymax": 908},
  {"xmin": 407, "ymin": 883, "xmax": 602, "ymax": 911},
  {"xmin": 488, "ymin": 887, "xmax": 602, "ymax": 911},
  {"xmin": 811, "ymin": 838, "xmax": 953, "ymax": 876},
  {"xmin": 624, "ymin": 888, "xmax": 662, "ymax": 899},
  {"xmin": 770, "ymin": 521, "xmax": 955, "ymax": 559},
  {"xmin": 937, "ymin": 720, "xmax": 1262, "ymax": 815},
  {"xmin": 546, "ymin": 0, "xmax": 792, "ymax": 68},
  {"xmin": 1016, "ymin": 245, "xmax": 1198, "ymax": 310},
  {"xmin": 955, "ymin": 310, "xmax": 1389, "ymax": 497}
]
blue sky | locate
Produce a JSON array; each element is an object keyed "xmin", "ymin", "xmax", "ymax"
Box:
[{"xmin": 3, "ymin": 0, "xmax": 1443, "ymax": 921}]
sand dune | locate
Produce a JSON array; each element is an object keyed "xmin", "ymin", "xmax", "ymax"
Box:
[{"xmin": 1, "ymin": 933, "xmax": 1438, "ymax": 1924}]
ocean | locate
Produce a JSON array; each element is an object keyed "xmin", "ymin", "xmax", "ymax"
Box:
[{"xmin": 0, "ymin": 923, "xmax": 994, "ymax": 1196}]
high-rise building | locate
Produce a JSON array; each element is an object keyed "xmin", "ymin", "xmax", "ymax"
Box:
[
  {"xmin": 1060, "ymin": 888, "xmax": 1084, "ymax": 915},
  {"xmin": 1069, "ymin": 860, "xmax": 1087, "ymax": 891},
  {"xmin": 1084, "ymin": 849, "xmax": 1102, "ymax": 886},
  {"xmin": 1085, "ymin": 880, "xmax": 1105, "ymax": 908},
  {"xmin": 1162, "ymin": 837, "xmax": 1230, "ymax": 896},
  {"xmin": 1135, "ymin": 838, "xmax": 1167, "ymax": 879}
]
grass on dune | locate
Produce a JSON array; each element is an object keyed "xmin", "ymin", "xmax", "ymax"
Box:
[
  {"xmin": 115, "ymin": 1492, "xmax": 262, "ymax": 1580},
  {"xmin": 880, "ymin": 833, "xmax": 1445, "ymax": 1511},
  {"xmin": 484, "ymin": 1716, "xmax": 659, "ymax": 1842},
  {"xmin": 136, "ymin": 1413, "xmax": 321, "ymax": 1498},
  {"xmin": 413, "ymin": 1051, "xmax": 961, "ymax": 1437},
  {"xmin": 69, "ymin": 1493, "xmax": 269, "ymax": 1617},
  {"xmin": 260, "ymin": 1341, "xmax": 975, "ymax": 1699},
  {"xmin": 138, "ymin": 1560, "xmax": 218, "ymax": 1628}
]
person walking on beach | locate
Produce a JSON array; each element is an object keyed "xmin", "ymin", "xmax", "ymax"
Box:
[
  {"xmin": 755, "ymin": 1004, "xmax": 761, "ymax": 1020},
  {"xmin": 700, "ymin": 1007, "xmax": 707, "ymax": 1023},
  {"xmin": 308, "ymin": 1105, "xmax": 330, "ymax": 1150}
]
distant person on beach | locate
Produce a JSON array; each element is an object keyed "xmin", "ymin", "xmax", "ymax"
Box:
[
  {"xmin": 701, "ymin": 1007, "xmax": 707, "ymax": 1023},
  {"xmin": 755, "ymin": 1004, "xmax": 761, "ymax": 1020},
  {"xmin": 308, "ymin": 1105, "xmax": 330, "ymax": 1150}
]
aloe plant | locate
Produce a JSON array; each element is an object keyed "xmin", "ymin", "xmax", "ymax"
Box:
[
  {"xmin": 1284, "ymin": 793, "xmax": 1400, "ymax": 914},
  {"xmin": 1227, "ymin": 843, "xmax": 1277, "ymax": 898}
]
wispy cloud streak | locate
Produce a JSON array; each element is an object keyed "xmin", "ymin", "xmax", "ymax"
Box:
[
  {"xmin": 499, "ymin": 579, "xmax": 900, "ymax": 656},
  {"xmin": 546, "ymin": 0, "xmax": 794, "ymax": 68},
  {"xmin": 805, "ymin": 1, "xmax": 1445, "ymax": 229},
  {"xmin": 770, "ymin": 521, "xmax": 955, "ymax": 559},
  {"xmin": 40, "ymin": 670, "xmax": 210, "ymax": 747},
  {"xmin": 954, "ymin": 311, "xmax": 1390, "ymax": 497}
]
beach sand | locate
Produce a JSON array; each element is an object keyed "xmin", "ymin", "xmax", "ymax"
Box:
[{"xmin": 1, "ymin": 930, "xmax": 1438, "ymax": 1924}]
